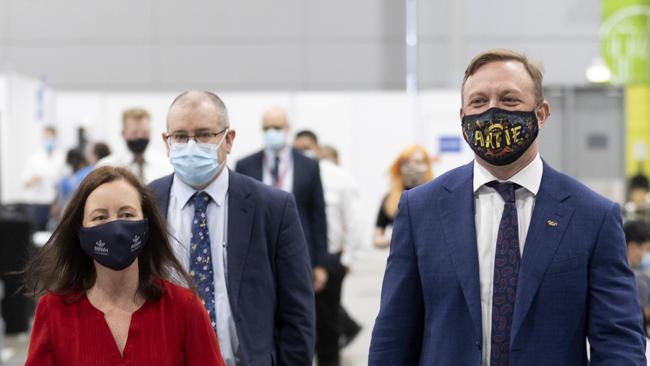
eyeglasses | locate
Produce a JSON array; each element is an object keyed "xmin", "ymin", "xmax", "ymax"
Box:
[{"xmin": 166, "ymin": 128, "xmax": 228, "ymax": 144}]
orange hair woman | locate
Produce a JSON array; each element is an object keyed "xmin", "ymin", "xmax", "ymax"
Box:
[{"xmin": 373, "ymin": 145, "xmax": 434, "ymax": 248}]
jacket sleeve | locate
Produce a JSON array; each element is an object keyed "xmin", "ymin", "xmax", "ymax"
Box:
[
  {"xmin": 588, "ymin": 203, "xmax": 647, "ymax": 365},
  {"xmin": 309, "ymin": 163, "xmax": 328, "ymax": 267},
  {"xmin": 368, "ymin": 191, "xmax": 423, "ymax": 365},
  {"xmin": 275, "ymin": 194, "xmax": 316, "ymax": 365},
  {"xmin": 25, "ymin": 296, "xmax": 55, "ymax": 366}
]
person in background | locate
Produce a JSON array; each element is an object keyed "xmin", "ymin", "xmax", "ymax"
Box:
[
  {"xmin": 624, "ymin": 220, "xmax": 650, "ymax": 334},
  {"xmin": 316, "ymin": 143, "xmax": 363, "ymax": 349},
  {"xmin": 97, "ymin": 108, "xmax": 171, "ymax": 183},
  {"xmin": 320, "ymin": 145, "xmax": 339, "ymax": 166},
  {"xmin": 235, "ymin": 107, "xmax": 329, "ymax": 293},
  {"xmin": 24, "ymin": 166, "xmax": 225, "ymax": 365},
  {"xmin": 51, "ymin": 148, "xmax": 93, "ymax": 224},
  {"xmin": 150, "ymin": 91, "xmax": 315, "ymax": 365},
  {"xmin": 294, "ymin": 130, "xmax": 363, "ymax": 366},
  {"xmin": 373, "ymin": 145, "xmax": 433, "ymax": 249},
  {"xmin": 21, "ymin": 126, "xmax": 65, "ymax": 231},
  {"xmin": 624, "ymin": 173, "xmax": 650, "ymax": 223},
  {"xmin": 84, "ymin": 142, "xmax": 112, "ymax": 166}
]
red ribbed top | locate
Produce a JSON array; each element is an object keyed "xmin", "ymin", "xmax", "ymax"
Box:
[{"xmin": 25, "ymin": 280, "xmax": 225, "ymax": 366}]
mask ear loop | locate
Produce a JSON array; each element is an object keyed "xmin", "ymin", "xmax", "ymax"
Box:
[{"xmin": 215, "ymin": 128, "xmax": 230, "ymax": 173}]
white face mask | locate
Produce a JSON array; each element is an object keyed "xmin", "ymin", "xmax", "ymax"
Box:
[{"xmin": 264, "ymin": 128, "xmax": 287, "ymax": 151}]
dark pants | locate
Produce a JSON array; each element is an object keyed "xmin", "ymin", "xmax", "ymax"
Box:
[
  {"xmin": 27, "ymin": 204, "xmax": 50, "ymax": 231},
  {"xmin": 315, "ymin": 252, "xmax": 346, "ymax": 366}
]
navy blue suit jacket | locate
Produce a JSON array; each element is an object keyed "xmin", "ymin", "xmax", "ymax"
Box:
[
  {"xmin": 149, "ymin": 170, "xmax": 315, "ymax": 366},
  {"xmin": 369, "ymin": 161, "xmax": 646, "ymax": 366},
  {"xmin": 235, "ymin": 149, "xmax": 328, "ymax": 267}
]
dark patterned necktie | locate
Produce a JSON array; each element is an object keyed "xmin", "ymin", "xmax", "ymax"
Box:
[
  {"xmin": 271, "ymin": 155, "xmax": 280, "ymax": 187},
  {"xmin": 189, "ymin": 191, "xmax": 217, "ymax": 333},
  {"xmin": 486, "ymin": 181, "xmax": 520, "ymax": 366}
]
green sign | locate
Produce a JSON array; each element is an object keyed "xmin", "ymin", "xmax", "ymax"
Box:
[{"xmin": 602, "ymin": 0, "xmax": 650, "ymax": 84}]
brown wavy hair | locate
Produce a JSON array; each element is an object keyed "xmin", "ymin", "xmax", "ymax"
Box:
[
  {"xmin": 24, "ymin": 166, "xmax": 192, "ymax": 302},
  {"xmin": 384, "ymin": 145, "xmax": 434, "ymax": 218}
]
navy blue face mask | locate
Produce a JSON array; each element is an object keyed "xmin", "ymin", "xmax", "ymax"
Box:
[{"xmin": 79, "ymin": 219, "xmax": 148, "ymax": 271}]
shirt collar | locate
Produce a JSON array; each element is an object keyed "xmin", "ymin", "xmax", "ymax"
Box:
[
  {"xmin": 264, "ymin": 146, "xmax": 291, "ymax": 163},
  {"xmin": 473, "ymin": 153, "xmax": 543, "ymax": 195},
  {"xmin": 172, "ymin": 167, "xmax": 229, "ymax": 208}
]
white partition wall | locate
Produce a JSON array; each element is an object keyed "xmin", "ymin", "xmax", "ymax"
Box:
[{"xmin": 0, "ymin": 73, "xmax": 55, "ymax": 204}]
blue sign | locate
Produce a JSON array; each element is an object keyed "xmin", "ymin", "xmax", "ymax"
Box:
[{"xmin": 439, "ymin": 136, "xmax": 462, "ymax": 153}]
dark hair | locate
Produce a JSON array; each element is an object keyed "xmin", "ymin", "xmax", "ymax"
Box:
[
  {"xmin": 630, "ymin": 173, "xmax": 650, "ymax": 191},
  {"xmin": 624, "ymin": 220, "xmax": 650, "ymax": 246},
  {"xmin": 295, "ymin": 130, "xmax": 319, "ymax": 145},
  {"xmin": 66, "ymin": 148, "xmax": 86, "ymax": 172},
  {"xmin": 24, "ymin": 166, "xmax": 192, "ymax": 302},
  {"xmin": 93, "ymin": 142, "xmax": 111, "ymax": 161}
]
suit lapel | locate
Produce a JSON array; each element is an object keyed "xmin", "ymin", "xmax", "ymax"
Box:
[
  {"xmin": 438, "ymin": 163, "xmax": 483, "ymax": 341},
  {"xmin": 151, "ymin": 174, "xmax": 173, "ymax": 219},
  {"xmin": 511, "ymin": 164, "xmax": 574, "ymax": 341},
  {"xmin": 251, "ymin": 151, "xmax": 264, "ymax": 181},
  {"xmin": 226, "ymin": 172, "xmax": 255, "ymax": 308}
]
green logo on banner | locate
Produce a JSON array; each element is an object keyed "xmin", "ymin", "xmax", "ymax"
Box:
[{"xmin": 601, "ymin": 4, "xmax": 650, "ymax": 84}]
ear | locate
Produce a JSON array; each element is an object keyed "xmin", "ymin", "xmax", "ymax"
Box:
[
  {"xmin": 161, "ymin": 132, "xmax": 170, "ymax": 156},
  {"xmin": 536, "ymin": 100, "xmax": 551, "ymax": 129},
  {"xmin": 225, "ymin": 129, "xmax": 236, "ymax": 154}
]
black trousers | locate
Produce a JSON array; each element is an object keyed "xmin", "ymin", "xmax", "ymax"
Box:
[{"xmin": 315, "ymin": 252, "xmax": 346, "ymax": 366}]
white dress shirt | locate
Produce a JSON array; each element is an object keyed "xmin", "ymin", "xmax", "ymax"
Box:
[
  {"xmin": 96, "ymin": 148, "xmax": 172, "ymax": 184},
  {"xmin": 319, "ymin": 160, "xmax": 364, "ymax": 266},
  {"xmin": 262, "ymin": 147, "xmax": 294, "ymax": 193},
  {"xmin": 166, "ymin": 168, "xmax": 240, "ymax": 366},
  {"xmin": 473, "ymin": 154, "xmax": 543, "ymax": 365},
  {"xmin": 21, "ymin": 148, "xmax": 65, "ymax": 204}
]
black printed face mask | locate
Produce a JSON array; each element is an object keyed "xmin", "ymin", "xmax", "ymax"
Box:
[
  {"xmin": 79, "ymin": 219, "xmax": 148, "ymax": 271},
  {"xmin": 461, "ymin": 107, "xmax": 539, "ymax": 166}
]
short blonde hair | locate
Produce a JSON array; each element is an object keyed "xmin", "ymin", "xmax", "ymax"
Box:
[
  {"xmin": 462, "ymin": 48, "xmax": 545, "ymax": 105},
  {"xmin": 122, "ymin": 108, "xmax": 150, "ymax": 127}
]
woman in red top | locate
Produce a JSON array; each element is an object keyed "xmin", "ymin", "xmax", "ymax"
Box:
[{"xmin": 24, "ymin": 166, "xmax": 225, "ymax": 366}]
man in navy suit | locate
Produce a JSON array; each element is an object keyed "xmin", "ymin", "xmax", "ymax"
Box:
[
  {"xmin": 369, "ymin": 49, "xmax": 646, "ymax": 365},
  {"xmin": 235, "ymin": 107, "xmax": 328, "ymax": 293},
  {"xmin": 149, "ymin": 91, "xmax": 315, "ymax": 366}
]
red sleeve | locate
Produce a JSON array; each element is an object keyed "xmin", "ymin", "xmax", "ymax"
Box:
[
  {"xmin": 183, "ymin": 294, "xmax": 225, "ymax": 366},
  {"xmin": 25, "ymin": 296, "xmax": 55, "ymax": 366}
]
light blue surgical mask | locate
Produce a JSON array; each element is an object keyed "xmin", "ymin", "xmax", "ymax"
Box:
[
  {"xmin": 43, "ymin": 138, "xmax": 55, "ymax": 153},
  {"xmin": 641, "ymin": 253, "xmax": 650, "ymax": 270},
  {"xmin": 264, "ymin": 128, "xmax": 287, "ymax": 151},
  {"xmin": 170, "ymin": 132, "xmax": 227, "ymax": 187}
]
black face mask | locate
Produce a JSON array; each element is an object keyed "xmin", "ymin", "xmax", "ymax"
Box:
[
  {"xmin": 126, "ymin": 138, "xmax": 149, "ymax": 155},
  {"xmin": 461, "ymin": 107, "xmax": 539, "ymax": 166},
  {"xmin": 79, "ymin": 219, "xmax": 148, "ymax": 271}
]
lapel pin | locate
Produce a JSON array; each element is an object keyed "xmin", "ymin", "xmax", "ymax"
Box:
[{"xmin": 547, "ymin": 219, "xmax": 558, "ymax": 227}]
